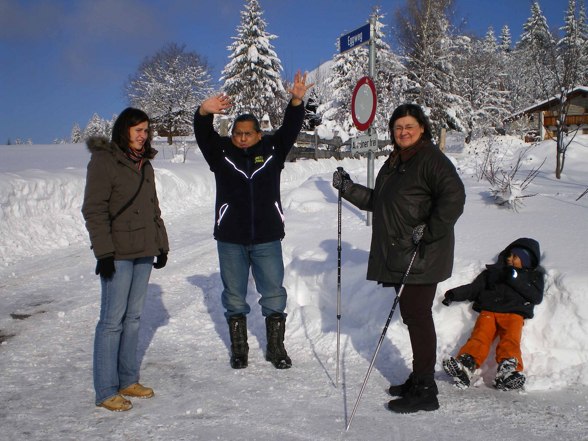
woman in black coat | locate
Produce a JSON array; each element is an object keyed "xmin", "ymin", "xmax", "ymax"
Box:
[{"xmin": 333, "ymin": 104, "xmax": 466, "ymax": 413}]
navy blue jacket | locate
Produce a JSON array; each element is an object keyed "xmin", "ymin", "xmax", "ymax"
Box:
[
  {"xmin": 193, "ymin": 102, "xmax": 304, "ymax": 245},
  {"xmin": 449, "ymin": 238, "xmax": 544, "ymax": 319}
]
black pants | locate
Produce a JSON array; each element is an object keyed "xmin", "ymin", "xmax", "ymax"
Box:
[{"xmin": 395, "ymin": 283, "xmax": 438, "ymax": 378}]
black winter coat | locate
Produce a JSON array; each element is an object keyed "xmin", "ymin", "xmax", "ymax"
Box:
[
  {"xmin": 343, "ymin": 139, "xmax": 466, "ymax": 284},
  {"xmin": 193, "ymin": 101, "xmax": 304, "ymax": 245},
  {"xmin": 449, "ymin": 238, "xmax": 544, "ymax": 319}
]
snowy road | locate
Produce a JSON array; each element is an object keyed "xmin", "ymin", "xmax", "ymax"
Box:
[{"xmin": 1, "ymin": 142, "xmax": 587, "ymax": 440}]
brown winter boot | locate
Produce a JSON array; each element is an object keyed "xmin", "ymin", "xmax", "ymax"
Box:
[
  {"xmin": 97, "ymin": 394, "xmax": 133, "ymax": 412},
  {"xmin": 119, "ymin": 383, "xmax": 154, "ymax": 399},
  {"xmin": 228, "ymin": 314, "xmax": 249, "ymax": 369}
]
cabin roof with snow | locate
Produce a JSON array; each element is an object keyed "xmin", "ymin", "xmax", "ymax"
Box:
[{"xmin": 507, "ymin": 86, "xmax": 588, "ymax": 120}]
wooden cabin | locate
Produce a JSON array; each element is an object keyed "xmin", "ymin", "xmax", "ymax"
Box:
[{"xmin": 507, "ymin": 86, "xmax": 588, "ymax": 141}]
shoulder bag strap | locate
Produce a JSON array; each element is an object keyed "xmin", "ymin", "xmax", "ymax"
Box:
[{"xmin": 110, "ymin": 164, "xmax": 146, "ymax": 224}]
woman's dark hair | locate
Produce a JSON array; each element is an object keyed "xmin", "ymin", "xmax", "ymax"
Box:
[
  {"xmin": 388, "ymin": 103, "xmax": 433, "ymax": 146},
  {"xmin": 111, "ymin": 107, "xmax": 152, "ymax": 152},
  {"xmin": 232, "ymin": 113, "xmax": 261, "ymax": 133}
]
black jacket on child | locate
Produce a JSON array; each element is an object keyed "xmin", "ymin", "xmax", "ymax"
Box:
[{"xmin": 448, "ymin": 238, "xmax": 544, "ymax": 319}]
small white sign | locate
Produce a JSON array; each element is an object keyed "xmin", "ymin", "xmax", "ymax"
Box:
[{"xmin": 351, "ymin": 133, "xmax": 378, "ymax": 153}]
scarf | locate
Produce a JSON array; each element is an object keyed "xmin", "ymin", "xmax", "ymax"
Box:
[
  {"xmin": 126, "ymin": 146, "xmax": 146, "ymax": 169},
  {"xmin": 388, "ymin": 138, "xmax": 427, "ymax": 169}
]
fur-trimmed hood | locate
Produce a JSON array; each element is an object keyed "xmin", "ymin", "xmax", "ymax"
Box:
[{"xmin": 85, "ymin": 135, "xmax": 157, "ymax": 159}]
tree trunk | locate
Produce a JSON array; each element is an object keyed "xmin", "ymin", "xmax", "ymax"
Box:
[{"xmin": 555, "ymin": 149, "xmax": 562, "ymax": 180}]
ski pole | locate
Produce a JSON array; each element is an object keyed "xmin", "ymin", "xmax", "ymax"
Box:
[
  {"xmin": 336, "ymin": 166, "xmax": 343, "ymax": 387},
  {"xmin": 346, "ymin": 225, "xmax": 425, "ymax": 431}
]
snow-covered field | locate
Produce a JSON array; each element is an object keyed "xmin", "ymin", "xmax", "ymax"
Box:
[{"xmin": 1, "ymin": 135, "xmax": 587, "ymax": 440}]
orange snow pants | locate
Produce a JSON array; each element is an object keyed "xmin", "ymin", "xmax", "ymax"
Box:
[{"xmin": 457, "ymin": 311, "xmax": 524, "ymax": 371}]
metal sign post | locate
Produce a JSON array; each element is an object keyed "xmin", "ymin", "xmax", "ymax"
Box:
[
  {"xmin": 347, "ymin": 16, "xmax": 377, "ymax": 226},
  {"xmin": 366, "ymin": 16, "xmax": 376, "ymax": 226}
]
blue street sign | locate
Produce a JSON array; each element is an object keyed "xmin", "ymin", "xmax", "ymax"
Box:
[{"xmin": 339, "ymin": 23, "xmax": 371, "ymax": 53}]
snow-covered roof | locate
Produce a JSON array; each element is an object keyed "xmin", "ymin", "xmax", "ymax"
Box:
[{"xmin": 508, "ymin": 86, "xmax": 588, "ymax": 120}]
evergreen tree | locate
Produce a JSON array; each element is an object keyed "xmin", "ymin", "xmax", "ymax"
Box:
[
  {"xmin": 453, "ymin": 32, "xmax": 511, "ymax": 141},
  {"xmin": 483, "ymin": 27, "xmax": 498, "ymax": 52},
  {"xmin": 579, "ymin": 1, "xmax": 588, "ymax": 84},
  {"xmin": 303, "ymin": 62, "xmax": 332, "ymax": 130},
  {"xmin": 371, "ymin": 7, "xmax": 411, "ymax": 137},
  {"xmin": 321, "ymin": 37, "xmax": 368, "ymax": 134},
  {"xmin": 499, "ymin": 25, "xmax": 512, "ymax": 52},
  {"xmin": 516, "ymin": 1, "xmax": 557, "ymax": 100},
  {"xmin": 83, "ymin": 113, "xmax": 108, "ymax": 140},
  {"xmin": 70, "ymin": 123, "xmax": 82, "ymax": 143},
  {"xmin": 558, "ymin": 0, "xmax": 588, "ymax": 87},
  {"xmin": 395, "ymin": 0, "xmax": 467, "ymax": 138},
  {"xmin": 221, "ymin": 0, "xmax": 286, "ymax": 127}
]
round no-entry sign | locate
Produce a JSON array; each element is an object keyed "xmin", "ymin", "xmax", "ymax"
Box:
[{"xmin": 351, "ymin": 76, "xmax": 377, "ymax": 131}]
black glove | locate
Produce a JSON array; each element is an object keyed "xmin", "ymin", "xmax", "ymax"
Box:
[
  {"xmin": 153, "ymin": 251, "xmax": 168, "ymax": 269},
  {"xmin": 442, "ymin": 290, "xmax": 454, "ymax": 306},
  {"xmin": 332, "ymin": 168, "xmax": 353, "ymax": 194},
  {"xmin": 95, "ymin": 256, "xmax": 115, "ymax": 279}
]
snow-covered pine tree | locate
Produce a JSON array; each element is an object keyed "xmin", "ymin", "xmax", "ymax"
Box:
[
  {"xmin": 83, "ymin": 113, "xmax": 108, "ymax": 140},
  {"xmin": 578, "ymin": 1, "xmax": 588, "ymax": 84},
  {"xmin": 516, "ymin": 1, "xmax": 557, "ymax": 102},
  {"xmin": 558, "ymin": 0, "xmax": 588, "ymax": 87},
  {"xmin": 320, "ymin": 36, "xmax": 368, "ymax": 136},
  {"xmin": 395, "ymin": 0, "xmax": 467, "ymax": 139},
  {"xmin": 483, "ymin": 27, "xmax": 498, "ymax": 52},
  {"xmin": 70, "ymin": 123, "xmax": 82, "ymax": 143},
  {"xmin": 371, "ymin": 7, "xmax": 411, "ymax": 138},
  {"xmin": 221, "ymin": 0, "xmax": 287, "ymax": 127},
  {"xmin": 499, "ymin": 25, "xmax": 512, "ymax": 52},
  {"xmin": 452, "ymin": 29, "xmax": 511, "ymax": 141},
  {"xmin": 303, "ymin": 63, "xmax": 332, "ymax": 130},
  {"xmin": 127, "ymin": 43, "xmax": 213, "ymax": 145}
]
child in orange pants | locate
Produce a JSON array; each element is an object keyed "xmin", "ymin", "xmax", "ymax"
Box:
[{"xmin": 441, "ymin": 238, "xmax": 544, "ymax": 390}]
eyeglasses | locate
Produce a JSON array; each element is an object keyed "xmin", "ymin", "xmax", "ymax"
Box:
[
  {"xmin": 232, "ymin": 131, "xmax": 256, "ymax": 138},
  {"xmin": 392, "ymin": 125, "xmax": 419, "ymax": 132}
]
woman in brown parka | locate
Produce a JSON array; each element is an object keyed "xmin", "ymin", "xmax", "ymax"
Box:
[{"xmin": 82, "ymin": 107, "xmax": 169, "ymax": 412}]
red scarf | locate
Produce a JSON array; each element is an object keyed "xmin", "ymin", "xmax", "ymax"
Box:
[{"xmin": 126, "ymin": 147, "xmax": 146, "ymax": 169}]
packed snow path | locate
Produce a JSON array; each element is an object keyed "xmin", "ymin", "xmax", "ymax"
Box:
[{"xmin": 1, "ymin": 141, "xmax": 587, "ymax": 440}]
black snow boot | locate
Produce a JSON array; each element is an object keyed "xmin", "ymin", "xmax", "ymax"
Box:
[
  {"xmin": 387, "ymin": 375, "xmax": 439, "ymax": 414},
  {"xmin": 388, "ymin": 373, "xmax": 413, "ymax": 397},
  {"xmin": 389, "ymin": 373, "xmax": 439, "ymax": 397},
  {"xmin": 265, "ymin": 313, "xmax": 292, "ymax": 369},
  {"xmin": 228, "ymin": 314, "xmax": 248, "ymax": 369}
]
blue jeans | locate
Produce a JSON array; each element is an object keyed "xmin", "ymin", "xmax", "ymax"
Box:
[
  {"xmin": 217, "ymin": 240, "xmax": 287, "ymax": 319},
  {"xmin": 93, "ymin": 257, "xmax": 153, "ymax": 405}
]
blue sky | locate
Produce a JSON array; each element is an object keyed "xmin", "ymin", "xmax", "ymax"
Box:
[{"xmin": 0, "ymin": 0, "xmax": 567, "ymax": 144}]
